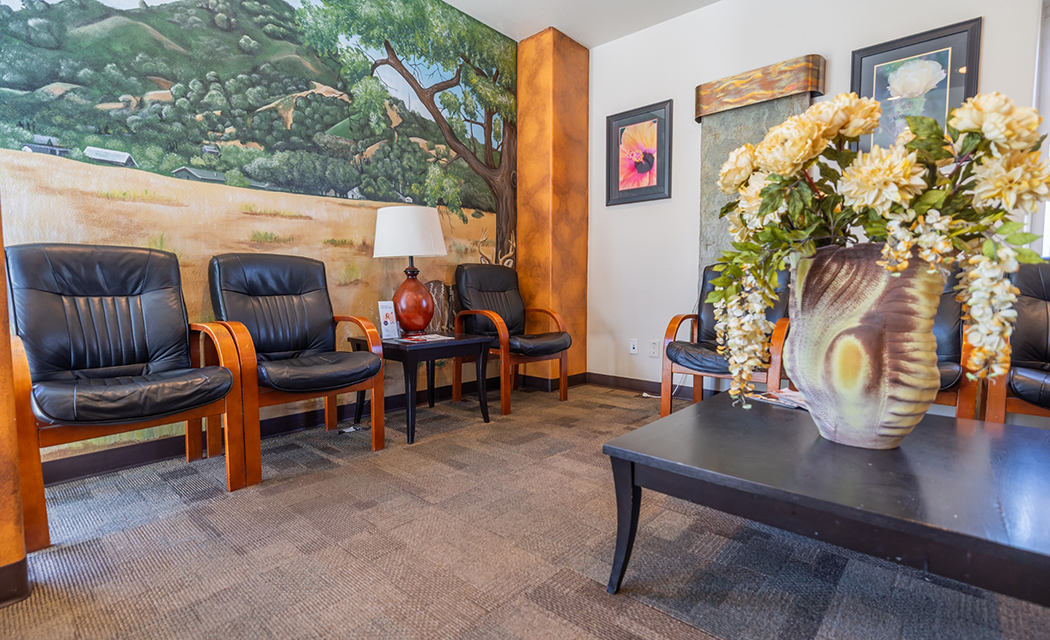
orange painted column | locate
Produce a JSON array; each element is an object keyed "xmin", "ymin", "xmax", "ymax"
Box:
[
  {"xmin": 0, "ymin": 200, "xmax": 30, "ymax": 607},
  {"xmin": 516, "ymin": 28, "xmax": 589, "ymax": 384}
]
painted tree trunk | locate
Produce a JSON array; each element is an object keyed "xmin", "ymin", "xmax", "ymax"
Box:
[{"xmin": 784, "ymin": 243, "xmax": 943, "ymax": 449}]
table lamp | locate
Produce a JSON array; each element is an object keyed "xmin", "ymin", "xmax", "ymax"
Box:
[{"xmin": 373, "ymin": 205, "xmax": 448, "ymax": 335}]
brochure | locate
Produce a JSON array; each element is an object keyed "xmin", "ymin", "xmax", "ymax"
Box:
[
  {"xmin": 377, "ymin": 301, "xmax": 400, "ymax": 339},
  {"xmin": 750, "ymin": 389, "xmax": 808, "ymax": 410},
  {"xmin": 397, "ymin": 334, "xmax": 454, "ymax": 343}
]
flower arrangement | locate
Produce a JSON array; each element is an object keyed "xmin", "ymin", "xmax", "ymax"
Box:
[{"xmin": 709, "ymin": 91, "xmax": 1050, "ymax": 402}]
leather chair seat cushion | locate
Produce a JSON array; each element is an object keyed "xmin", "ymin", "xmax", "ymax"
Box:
[
  {"xmin": 31, "ymin": 366, "xmax": 233, "ymax": 425},
  {"xmin": 257, "ymin": 351, "xmax": 382, "ymax": 393},
  {"xmin": 665, "ymin": 341, "xmax": 731, "ymax": 375},
  {"xmin": 938, "ymin": 361, "xmax": 962, "ymax": 391},
  {"xmin": 1009, "ymin": 367, "xmax": 1050, "ymax": 409},
  {"xmin": 504, "ymin": 332, "xmax": 572, "ymax": 356}
]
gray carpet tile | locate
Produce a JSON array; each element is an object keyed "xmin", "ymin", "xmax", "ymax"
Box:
[{"xmin": 2, "ymin": 385, "xmax": 1050, "ymax": 639}]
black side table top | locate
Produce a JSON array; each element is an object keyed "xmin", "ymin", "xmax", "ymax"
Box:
[
  {"xmin": 379, "ymin": 333, "xmax": 494, "ymax": 353},
  {"xmin": 604, "ymin": 392, "xmax": 1050, "ymax": 558}
]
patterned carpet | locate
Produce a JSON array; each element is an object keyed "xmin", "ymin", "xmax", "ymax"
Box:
[{"xmin": 1, "ymin": 384, "xmax": 1049, "ymax": 639}]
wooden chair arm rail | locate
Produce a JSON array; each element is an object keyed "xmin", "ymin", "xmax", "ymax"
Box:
[
  {"xmin": 455, "ymin": 310, "xmax": 510, "ymax": 346},
  {"xmin": 523, "ymin": 308, "xmax": 567, "ymax": 333},
  {"xmin": 189, "ymin": 323, "xmax": 242, "ymax": 377},
  {"xmin": 213, "ymin": 321, "xmax": 260, "ymax": 377},
  {"xmin": 334, "ymin": 316, "xmax": 383, "ymax": 358},
  {"xmin": 664, "ymin": 314, "xmax": 699, "ymax": 347}
]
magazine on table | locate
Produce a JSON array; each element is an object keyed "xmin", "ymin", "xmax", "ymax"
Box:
[
  {"xmin": 396, "ymin": 334, "xmax": 454, "ymax": 343},
  {"xmin": 749, "ymin": 389, "xmax": 808, "ymax": 410}
]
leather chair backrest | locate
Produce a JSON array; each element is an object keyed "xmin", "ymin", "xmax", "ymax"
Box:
[
  {"xmin": 1010, "ymin": 261, "xmax": 1050, "ymax": 370},
  {"xmin": 210, "ymin": 253, "xmax": 335, "ymax": 361},
  {"xmin": 697, "ymin": 265, "xmax": 789, "ymax": 345},
  {"xmin": 932, "ymin": 268, "xmax": 963, "ymax": 364},
  {"xmin": 455, "ymin": 264, "xmax": 526, "ymax": 337},
  {"xmin": 6, "ymin": 243, "xmax": 191, "ymax": 382}
]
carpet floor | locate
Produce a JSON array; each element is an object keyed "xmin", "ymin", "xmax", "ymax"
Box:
[{"xmin": 1, "ymin": 384, "xmax": 1048, "ymax": 639}]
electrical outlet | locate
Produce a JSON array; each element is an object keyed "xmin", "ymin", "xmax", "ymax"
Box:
[
  {"xmin": 629, "ymin": 339, "xmax": 638, "ymax": 355},
  {"xmin": 649, "ymin": 340, "xmax": 660, "ymax": 357}
]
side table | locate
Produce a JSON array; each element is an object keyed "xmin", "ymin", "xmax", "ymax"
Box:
[{"xmin": 351, "ymin": 334, "xmax": 492, "ymax": 443}]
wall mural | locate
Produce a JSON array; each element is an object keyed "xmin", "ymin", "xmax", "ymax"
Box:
[{"xmin": 0, "ymin": 0, "xmax": 516, "ymax": 458}]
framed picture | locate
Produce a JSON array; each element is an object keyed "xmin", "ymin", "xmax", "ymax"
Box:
[
  {"xmin": 851, "ymin": 18, "xmax": 981, "ymax": 152},
  {"xmin": 606, "ymin": 100, "xmax": 672, "ymax": 206},
  {"xmin": 377, "ymin": 300, "xmax": 400, "ymax": 339}
]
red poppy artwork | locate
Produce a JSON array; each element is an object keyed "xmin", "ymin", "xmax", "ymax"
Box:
[
  {"xmin": 618, "ymin": 119, "xmax": 658, "ymax": 190},
  {"xmin": 606, "ymin": 100, "xmax": 671, "ymax": 206}
]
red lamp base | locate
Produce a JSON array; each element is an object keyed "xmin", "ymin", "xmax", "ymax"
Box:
[{"xmin": 393, "ymin": 265, "xmax": 435, "ymax": 335}]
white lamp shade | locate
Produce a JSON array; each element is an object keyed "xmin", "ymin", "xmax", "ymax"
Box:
[{"xmin": 372, "ymin": 206, "xmax": 448, "ymax": 258}]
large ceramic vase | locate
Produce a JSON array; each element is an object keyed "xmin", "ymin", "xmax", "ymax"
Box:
[{"xmin": 783, "ymin": 243, "xmax": 944, "ymax": 449}]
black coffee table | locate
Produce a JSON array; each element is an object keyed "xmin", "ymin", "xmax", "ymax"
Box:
[
  {"xmin": 603, "ymin": 392, "xmax": 1050, "ymax": 606},
  {"xmin": 352, "ymin": 333, "xmax": 492, "ymax": 444}
]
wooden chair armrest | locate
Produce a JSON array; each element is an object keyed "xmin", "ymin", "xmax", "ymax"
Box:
[
  {"xmin": 11, "ymin": 336, "xmax": 36, "ymax": 429},
  {"xmin": 334, "ymin": 316, "xmax": 383, "ymax": 358},
  {"xmin": 212, "ymin": 320, "xmax": 260, "ymax": 386},
  {"xmin": 663, "ymin": 314, "xmax": 699, "ymax": 350},
  {"xmin": 189, "ymin": 322, "xmax": 243, "ymax": 389},
  {"xmin": 766, "ymin": 318, "xmax": 790, "ymax": 391},
  {"xmin": 524, "ymin": 308, "xmax": 567, "ymax": 333},
  {"xmin": 454, "ymin": 310, "xmax": 510, "ymax": 347}
]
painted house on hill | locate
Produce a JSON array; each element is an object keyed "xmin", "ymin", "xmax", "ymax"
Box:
[
  {"xmin": 172, "ymin": 166, "xmax": 277, "ymax": 191},
  {"xmin": 84, "ymin": 147, "xmax": 138, "ymax": 168},
  {"xmin": 21, "ymin": 144, "xmax": 70, "ymax": 157}
]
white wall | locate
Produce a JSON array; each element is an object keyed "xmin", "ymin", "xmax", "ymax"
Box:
[{"xmin": 588, "ymin": 0, "xmax": 1043, "ymax": 385}]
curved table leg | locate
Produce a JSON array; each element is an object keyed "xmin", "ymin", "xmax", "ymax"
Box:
[
  {"xmin": 403, "ymin": 356, "xmax": 419, "ymax": 444},
  {"xmin": 476, "ymin": 345, "xmax": 490, "ymax": 423},
  {"xmin": 354, "ymin": 391, "xmax": 366, "ymax": 425},
  {"xmin": 607, "ymin": 457, "xmax": 640, "ymax": 594},
  {"xmin": 426, "ymin": 360, "xmax": 436, "ymax": 408}
]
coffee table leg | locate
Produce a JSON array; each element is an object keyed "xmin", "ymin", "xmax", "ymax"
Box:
[
  {"xmin": 607, "ymin": 457, "xmax": 640, "ymax": 594},
  {"xmin": 477, "ymin": 346, "xmax": 490, "ymax": 423},
  {"xmin": 403, "ymin": 357, "xmax": 418, "ymax": 444},
  {"xmin": 426, "ymin": 360, "xmax": 436, "ymax": 408}
]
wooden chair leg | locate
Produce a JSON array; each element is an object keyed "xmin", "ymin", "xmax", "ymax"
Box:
[
  {"xmin": 985, "ymin": 373, "xmax": 1008, "ymax": 423},
  {"xmin": 500, "ymin": 358, "xmax": 512, "ymax": 415},
  {"xmin": 512, "ymin": 365, "xmax": 519, "ymax": 390},
  {"xmin": 371, "ymin": 372, "xmax": 385, "ymax": 451},
  {"xmin": 205, "ymin": 415, "xmax": 223, "ymax": 458},
  {"xmin": 452, "ymin": 357, "xmax": 463, "ymax": 401},
  {"xmin": 186, "ymin": 418, "xmax": 204, "ymax": 462},
  {"xmin": 241, "ymin": 385, "xmax": 261, "ymax": 488},
  {"xmin": 324, "ymin": 394, "xmax": 338, "ymax": 431},
  {"xmin": 558, "ymin": 352, "xmax": 568, "ymax": 401},
  {"xmin": 221, "ymin": 397, "xmax": 247, "ymax": 492},
  {"xmin": 693, "ymin": 375, "xmax": 705, "ymax": 403},
  {"xmin": 660, "ymin": 359, "xmax": 674, "ymax": 418},
  {"xmin": 12, "ymin": 339, "xmax": 49, "ymax": 552}
]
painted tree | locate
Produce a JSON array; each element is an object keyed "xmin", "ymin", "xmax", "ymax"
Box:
[{"xmin": 299, "ymin": 0, "xmax": 517, "ymax": 266}]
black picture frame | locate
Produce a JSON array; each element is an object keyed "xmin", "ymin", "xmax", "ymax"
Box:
[
  {"xmin": 850, "ymin": 18, "xmax": 981, "ymax": 152},
  {"xmin": 606, "ymin": 100, "xmax": 672, "ymax": 206}
]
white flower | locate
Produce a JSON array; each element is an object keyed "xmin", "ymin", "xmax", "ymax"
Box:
[
  {"xmin": 839, "ymin": 145, "xmax": 927, "ymax": 215},
  {"xmin": 887, "ymin": 59, "xmax": 946, "ymax": 98},
  {"xmin": 957, "ymin": 249, "xmax": 1020, "ymax": 378},
  {"xmin": 755, "ymin": 114, "xmax": 827, "ymax": 178},
  {"xmin": 736, "ymin": 171, "xmax": 785, "ymax": 235},
  {"xmin": 949, "ymin": 92, "xmax": 1042, "ymax": 156},
  {"xmin": 718, "ymin": 144, "xmax": 757, "ymax": 194},
  {"xmin": 972, "ymin": 150, "xmax": 1050, "ymax": 215},
  {"xmin": 713, "ymin": 269, "xmax": 776, "ymax": 400}
]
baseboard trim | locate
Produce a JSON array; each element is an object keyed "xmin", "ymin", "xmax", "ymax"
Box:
[
  {"xmin": 42, "ymin": 376, "xmax": 498, "ymax": 486},
  {"xmin": 584, "ymin": 372, "xmax": 712, "ymax": 400},
  {"xmin": 518, "ymin": 373, "xmax": 587, "ymax": 393}
]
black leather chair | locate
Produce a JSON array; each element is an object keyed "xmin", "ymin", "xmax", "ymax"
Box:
[
  {"xmin": 7, "ymin": 244, "xmax": 243, "ymax": 552},
  {"xmin": 660, "ymin": 265, "xmax": 789, "ymax": 416},
  {"xmin": 452, "ymin": 264, "xmax": 572, "ymax": 415},
  {"xmin": 930, "ymin": 268, "xmax": 979, "ymax": 418},
  {"xmin": 986, "ymin": 261, "xmax": 1050, "ymax": 422},
  {"xmin": 209, "ymin": 253, "xmax": 385, "ymax": 485}
]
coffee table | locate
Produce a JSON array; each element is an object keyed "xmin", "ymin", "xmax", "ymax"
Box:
[
  {"xmin": 603, "ymin": 393, "xmax": 1050, "ymax": 606},
  {"xmin": 351, "ymin": 334, "xmax": 492, "ymax": 444}
]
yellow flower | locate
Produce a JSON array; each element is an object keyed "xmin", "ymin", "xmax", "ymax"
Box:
[
  {"xmin": 833, "ymin": 92, "xmax": 882, "ymax": 138},
  {"xmin": 754, "ymin": 114, "xmax": 827, "ymax": 177},
  {"xmin": 839, "ymin": 145, "xmax": 927, "ymax": 215},
  {"xmin": 806, "ymin": 100, "xmax": 850, "ymax": 139},
  {"xmin": 737, "ymin": 171, "xmax": 785, "ymax": 231},
  {"xmin": 972, "ymin": 150, "xmax": 1050, "ymax": 214},
  {"xmin": 949, "ymin": 92, "xmax": 1042, "ymax": 155},
  {"xmin": 718, "ymin": 143, "xmax": 757, "ymax": 194}
]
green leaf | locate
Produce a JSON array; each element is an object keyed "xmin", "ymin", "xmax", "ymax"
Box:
[
  {"xmin": 720, "ymin": 200, "xmax": 739, "ymax": 217},
  {"xmin": 1006, "ymin": 232, "xmax": 1040, "ymax": 246},
  {"xmin": 1015, "ymin": 247, "xmax": 1046, "ymax": 264},
  {"xmin": 946, "ymin": 121, "xmax": 960, "ymax": 142},
  {"xmin": 959, "ymin": 132, "xmax": 982, "ymax": 157},
  {"xmin": 983, "ymin": 239, "xmax": 997, "ymax": 259},
  {"xmin": 996, "ymin": 221, "xmax": 1025, "ymax": 236},
  {"xmin": 906, "ymin": 115, "xmax": 943, "ymax": 140},
  {"xmin": 913, "ymin": 189, "xmax": 947, "ymax": 215},
  {"xmin": 704, "ymin": 290, "xmax": 723, "ymax": 304}
]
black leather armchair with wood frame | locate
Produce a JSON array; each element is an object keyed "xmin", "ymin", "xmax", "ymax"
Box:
[
  {"xmin": 7, "ymin": 244, "xmax": 244, "ymax": 553},
  {"xmin": 986, "ymin": 261, "xmax": 1050, "ymax": 423},
  {"xmin": 660, "ymin": 265, "xmax": 789, "ymax": 416},
  {"xmin": 209, "ymin": 253, "xmax": 385, "ymax": 487},
  {"xmin": 452, "ymin": 264, "xmax": 572, "ymax": 415}
]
